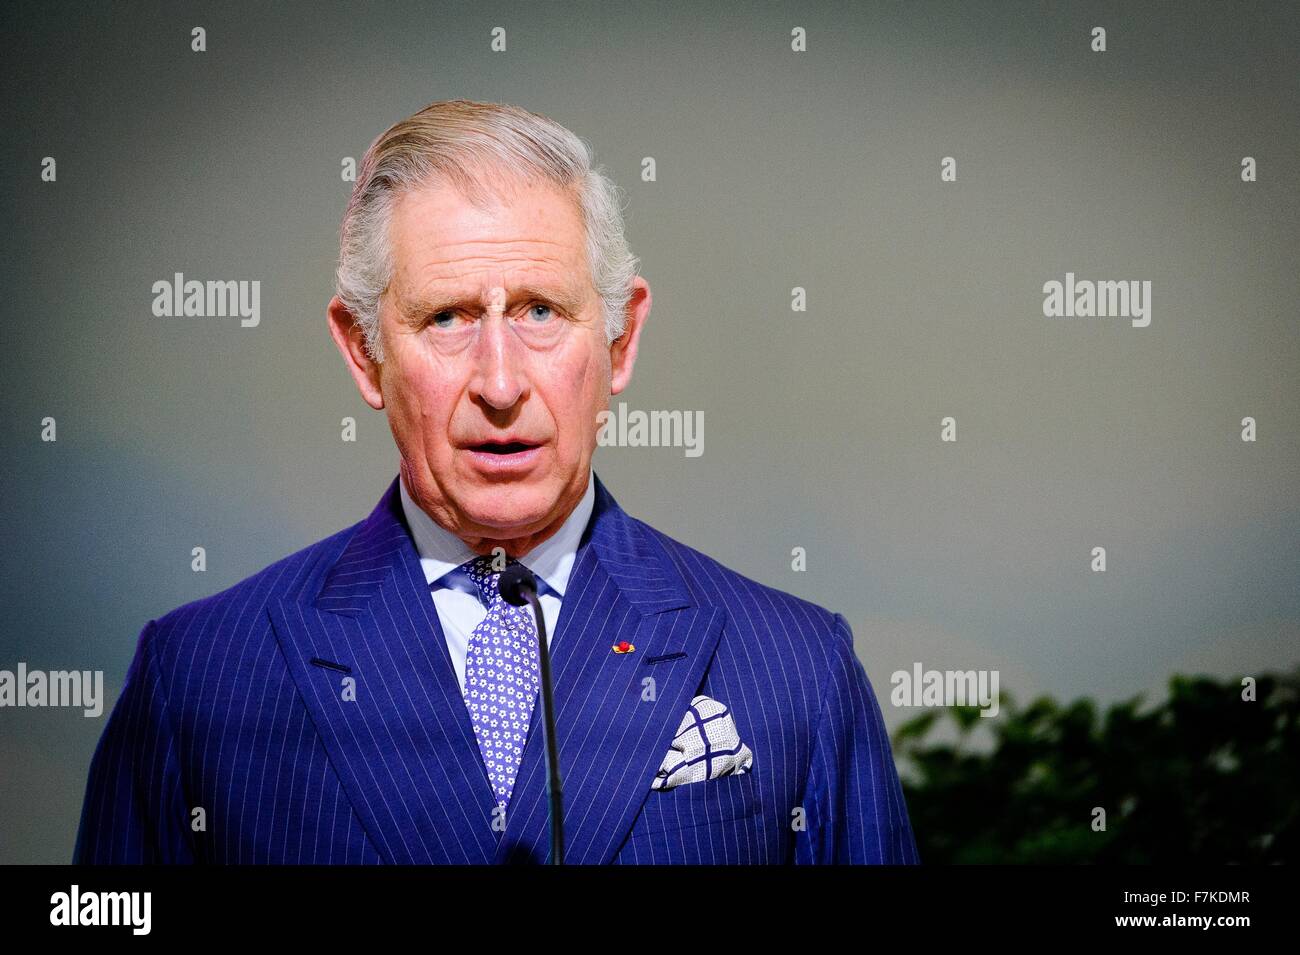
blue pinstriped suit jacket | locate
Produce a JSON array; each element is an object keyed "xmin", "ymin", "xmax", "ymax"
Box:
[{"xmin": 74, "ymin": 473, "xmax": 919, "ymax": 864}]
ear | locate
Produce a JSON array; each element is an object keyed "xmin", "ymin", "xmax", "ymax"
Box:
[
  {"xmin": 327, "ymin": 295, "xmax": 385, "ymax": 410},
  {"xmin": 609, "ymin": 276, "xmax": 651, "ymax": 396}
]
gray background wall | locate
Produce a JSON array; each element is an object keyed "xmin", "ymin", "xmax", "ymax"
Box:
[{"xmin": 2, "ymin": 0, "xmax": 1297, "ymax": 863}]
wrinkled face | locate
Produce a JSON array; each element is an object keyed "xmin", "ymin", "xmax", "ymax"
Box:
[{"xmin": 332, "ymin": 175, "xmax": 646, "ymax": 553}]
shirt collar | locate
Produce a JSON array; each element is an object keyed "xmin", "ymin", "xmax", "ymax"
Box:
[{"xmin": 398, "ymin": 469, "xmax": 595, "ymax": 599}]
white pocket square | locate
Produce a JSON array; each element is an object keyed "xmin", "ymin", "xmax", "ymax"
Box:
[{"xmin": 651, "ymin": 694, "xmax": 754, "ymax": 790}]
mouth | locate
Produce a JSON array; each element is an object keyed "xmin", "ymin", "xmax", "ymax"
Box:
[
  {"xmin": 469, "ymin": 440, "xmax": 539, "ymax": 455},
  {"xmin": 461, "ymin": 438, "xmax": 546, "ymax": 475}
]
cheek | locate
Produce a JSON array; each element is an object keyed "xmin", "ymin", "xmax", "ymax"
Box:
[
  {"xmin": 543, "ymin": 343, "xmax": 608, "ymax": 449},
  {"xmin": 385, "ymin": 354, "xmax": 460, "ymax": 448}
]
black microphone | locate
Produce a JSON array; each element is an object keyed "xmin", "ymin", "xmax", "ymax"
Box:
[{"xmin": 499, "ymin": 562, "xmax": 564, "ymax": 865}]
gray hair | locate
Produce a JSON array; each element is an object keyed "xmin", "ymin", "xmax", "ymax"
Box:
[{"xmin": 335, "ymin": 99, "xmax": 640, "ymax": 363}]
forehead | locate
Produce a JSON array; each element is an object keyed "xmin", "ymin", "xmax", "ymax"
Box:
[{"xmin": 387, "ymin": 176, "xmax": 591, "ymax": 306}]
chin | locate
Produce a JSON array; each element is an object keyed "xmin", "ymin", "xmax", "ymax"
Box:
[{"xmin": 458, "ymin": 484, "xmax": 558, "ymax": 535}]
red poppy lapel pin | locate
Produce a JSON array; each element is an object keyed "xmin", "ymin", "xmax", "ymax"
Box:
[{"xmin": 612, "ymin": 640, "xmax": 635, "ymax": 654}]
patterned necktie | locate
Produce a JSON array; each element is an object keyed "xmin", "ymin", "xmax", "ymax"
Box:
[{"xmin": 462, "ymin": 555, "xmax": 542, "ymax": 815}]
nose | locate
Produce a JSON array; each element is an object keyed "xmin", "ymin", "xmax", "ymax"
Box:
[{"xmin": 467, "ymin": 313, "xmax": 528, "ymax": 411}]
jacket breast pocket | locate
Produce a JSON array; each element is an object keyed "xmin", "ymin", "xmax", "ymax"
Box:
[{"xmin": 633, "ymin": 769, "xmax": 760, "ymax": 837}]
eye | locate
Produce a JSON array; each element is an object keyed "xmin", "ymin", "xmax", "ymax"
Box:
[
  {"xmin": 429, "ymin": 310, "xmax": 456, "ymax": 329},
  {"xmin": 526, "ymin": 303, "xmax": 555, "ymax": 322}
]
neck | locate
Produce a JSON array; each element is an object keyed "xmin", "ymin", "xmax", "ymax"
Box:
[
  {"xmin": 400, "ymin": 462, "xmax": 587, "ymax": 560},
  {"xmin": 459, "ymin": 517, "xmax": 571, "ymax": 559}
]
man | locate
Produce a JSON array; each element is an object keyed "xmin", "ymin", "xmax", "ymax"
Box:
[{"xmin": 74, "ymin": 99, "xmax": 918, "ymax": 864}]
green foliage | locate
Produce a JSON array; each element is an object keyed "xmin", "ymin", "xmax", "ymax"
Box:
[{"xmin": 891, "ymin": 669, "xmax": 1299, "ymax": 863}]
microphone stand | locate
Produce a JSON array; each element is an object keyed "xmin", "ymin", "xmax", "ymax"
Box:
[{"xmin": 500, "ymin": 566, "xmax": 564, "ymax": 864}]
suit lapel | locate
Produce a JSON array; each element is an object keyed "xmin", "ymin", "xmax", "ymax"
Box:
[
  {"xmin": 268, "ymin": 476, "xmax": 500, "ymax": 864},
  {"xmin": 493, "ymin": 477, "xmax": 726, "ymax": 864},
  {"xmin": 269, "ymin": 472, "xmax": 726, "ymax": 865}
]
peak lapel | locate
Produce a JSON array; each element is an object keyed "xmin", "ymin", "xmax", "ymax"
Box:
[{"xmin": 268, "ymin": 476, "xmax": 501, "ymax": 864}]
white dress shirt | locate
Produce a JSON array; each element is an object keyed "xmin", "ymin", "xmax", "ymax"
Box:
[{"xmin": 398, "ymin": 470, "xmax": 595, "ymax": 696}]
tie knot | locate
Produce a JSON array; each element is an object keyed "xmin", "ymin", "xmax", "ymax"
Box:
[{"xmin": 463, "ymin": 554, "xmax": 520, "ymax": 606}]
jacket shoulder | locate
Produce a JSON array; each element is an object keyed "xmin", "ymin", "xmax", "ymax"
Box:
[
  {"xmin": 630, "ymin": 517, "xmax": 851, "ymax": 648},
  {"xmin": 146, "ymin": 518, "xmax": 363, "ymax": 656}
]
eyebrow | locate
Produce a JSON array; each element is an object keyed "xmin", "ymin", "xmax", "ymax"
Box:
[{"xmin": 398, "ymin": 282, "xmax": 588, "ymax": 322}]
